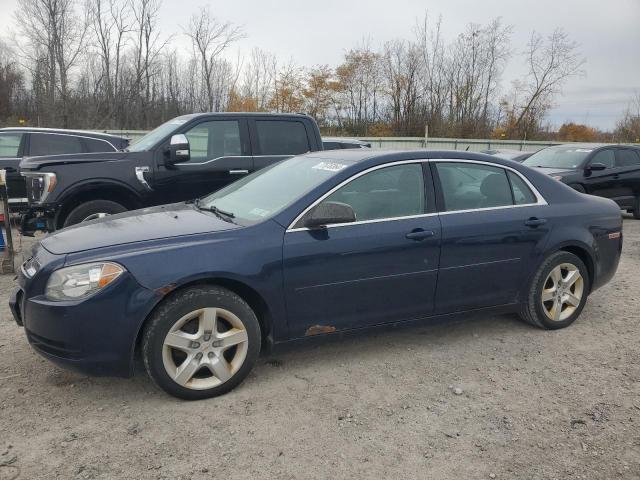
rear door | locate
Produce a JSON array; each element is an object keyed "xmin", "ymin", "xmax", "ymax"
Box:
[
  {"xmin": 612, "ymin": 148, "xmax": 640, "ymax": 208},
  {"xmin": 249, "ymin": 119, "xmax": 313, "ymax": 172},
  {"xmin": 432, "ymin": 160, "xmax": 551, "ymax": 313},
  {"xmin": 283, "ymin": 162, "xmax": 441, "ymax": 337},
  {"xmin": 0, "ymin": 131, "xmax": 27, "ymax": 201}
]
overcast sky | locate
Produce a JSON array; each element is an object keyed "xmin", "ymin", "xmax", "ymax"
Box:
[{"xmin": 1, "ymin": 0, "xmax": 638, "ymax": 130}]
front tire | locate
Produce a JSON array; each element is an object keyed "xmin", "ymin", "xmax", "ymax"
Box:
[
  {"xmin": 63, "ymin": 199, "xmax": 127, "ymax": 227},
  {"xmin": 519, "ymin": 251, "xmax": 589, "ymax": 330},
  {"xmin": 142, "ymin": 286, "xmax": 261, "ymax": 400}
]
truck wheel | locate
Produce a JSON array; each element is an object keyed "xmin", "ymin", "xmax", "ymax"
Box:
[{"xmin": 63, "ymin": 200, "xmax": 128, "ymax": 227}]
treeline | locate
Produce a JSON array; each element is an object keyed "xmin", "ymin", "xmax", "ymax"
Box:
[{"xmin": 0, "ymin": 0, "xmax": 638, "ymax": 142}]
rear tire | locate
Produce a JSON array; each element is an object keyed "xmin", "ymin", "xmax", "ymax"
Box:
[
  {"xmin": 142, "ymin": 286, "xmax": 261, "ymax": 400},
  {"xmin": 519, "ymin": 251, "xmax": 589, "ymax": 330},
  {"xmin": 63, "ymin": 200, "xmax": 127, "ymax": 227}
]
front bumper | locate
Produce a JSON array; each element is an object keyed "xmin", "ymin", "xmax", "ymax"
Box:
[{"xmin": 12, "ymin": 272, "xmax": 161, "ymax": 377}]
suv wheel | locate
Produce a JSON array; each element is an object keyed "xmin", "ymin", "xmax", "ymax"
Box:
[
  {"xmin": 633, "ymin": 195, "xmax": 640, "ymax": 220},
  {"xmin": 63, "ymin": 200, "xmax": 127, "ymax": 227},
  {"xmin": 519, "ymin": 251, "xmax": 589, "ymax": 330},
  {"xmin": 142, "ymin": 286, "xmax": 261, "ymax": 400}
]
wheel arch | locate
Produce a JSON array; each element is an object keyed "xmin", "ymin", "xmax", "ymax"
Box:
[
  {"xmin": 56, "ymin": 181, "xmax": 144, "ymax": 229},
  {"xmin": 130, "ymin": 276, "xmax": 274, "ymax": 373}
]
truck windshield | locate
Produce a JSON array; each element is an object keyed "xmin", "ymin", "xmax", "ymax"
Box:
[
  {"xmin": 197, "ymin": 156, "xmax": 349, "ymax": 224},
  {"xmin": 127, "ymin": 115, "xmax": 194, "ymax": 152}
]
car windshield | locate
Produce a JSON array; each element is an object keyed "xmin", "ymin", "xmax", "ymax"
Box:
[
  {"xmin": 127, "ymin": 115, "xmax": 193, "ymax": 152},
  {"xmin": 198, "ymin": 156, "xmax": 349, "ymax": 224},
  {"xmin": 523, "ymin": 146, "xmax": 593, "ymax": 169}
]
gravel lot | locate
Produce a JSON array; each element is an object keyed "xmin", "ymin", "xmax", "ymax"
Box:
[{"xmin": 1, "ymin": 217, "xmax": 639, "ymax": 480}]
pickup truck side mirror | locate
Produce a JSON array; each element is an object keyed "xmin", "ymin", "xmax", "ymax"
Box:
[
  {"xmin": 166, "ymin": 134, "xmax": 190, "ymax": 167},
  {"xmin": 304, "ymin": 201, "xmax": 356, "ymax": 229},
  {"xmin": 586, "ymin": 162, "xmax": 607, "ymax": 172}
]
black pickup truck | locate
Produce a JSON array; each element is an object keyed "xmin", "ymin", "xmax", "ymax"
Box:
[{"xmin": 20, "ymin": 113, "xmax": 323, "ymax": 233}]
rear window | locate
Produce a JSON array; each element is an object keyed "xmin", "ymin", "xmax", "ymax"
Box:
[
  {"xmin": 84, "ymin": 137, "xmax": 117, "ymax": 153},
  {"xmin": 256, "ymin": 121, "xmax": 310, "ymax": 155},
  {"xmin": 29, "ymin": 133, "xmax": 83, "ymax": 156}
]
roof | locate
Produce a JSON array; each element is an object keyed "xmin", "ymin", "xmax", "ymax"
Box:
[
  {"xmin": 322, "ymin": 137, "xmax": 369, "ymax": 144},
  {"xmin": 0, "ymin": 127, "xmax": 128, "ymax": 141}
]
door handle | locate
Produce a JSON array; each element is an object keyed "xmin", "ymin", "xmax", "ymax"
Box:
[
  {"xmin": 406, "ymin": 229, "xmax": 435, "ymax": 241},
  {"xmin": 612, "ymin": 174, "xmax": 620, "ymax": 179},
  {"xmin": 524, "ymin": 217, "xmax": 547, "ymax": 227}
]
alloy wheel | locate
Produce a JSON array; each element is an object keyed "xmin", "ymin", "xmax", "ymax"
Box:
[
  {"xmin": 541, "ymin": 263, "xmax": 584, "ymax": 322},
  {"xmin": 162, "ymin": 307, "xmax": 249, "ymax": 390}
]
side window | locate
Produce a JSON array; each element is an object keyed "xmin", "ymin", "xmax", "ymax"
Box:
[
  {"xmin": 436, "ymin": 162, "xmax": 512, "ymax": 211},
  {"xmin": 29, "ymin": 133, "xmax": 83, "ymax": 156},
  {"xmin": 256, "ymin": 121, "xmax": 309, "ymax": 155},
  {"xmin": 591, "ymin": 149, "xmax": 615, "ymax": 168},
  {"xmin": 84, "ymin": 137, "xmax": 116, "ymax": 153},
  {"xmin": 0, "ymin": 133, "xmax": 23, "ymax": 157},
  {"xmin": 508, "ymin": 171, "xmax": 537, "ymax": 205},
  {"xmin": 616, "ymin": 149, "xmax": 640, "ymax": 167},
  {"xmin": 184, "ymin": 121, "xmax": 242, "ymax": 163},
  {"xmin": 321, "ymin": 163, "xmax": 425, "ymax": 222}
]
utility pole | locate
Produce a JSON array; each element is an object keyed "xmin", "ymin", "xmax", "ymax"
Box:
[{"xmin": 424, "ymin": 124, "xmax": 429, "ymax": 149}]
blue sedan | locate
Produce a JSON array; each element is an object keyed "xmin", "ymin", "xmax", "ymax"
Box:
[{"xmin": 10, "ymin": 150, "xmax": 622, "ymax": 399}]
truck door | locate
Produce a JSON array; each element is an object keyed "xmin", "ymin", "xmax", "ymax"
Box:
[
  {"xmin": 152, "ymin": 118, "xmax": 252, "ymax": 203},
  {"xmin": 249, "ymin": 119, "xmax": 315, "ymax": 172}
]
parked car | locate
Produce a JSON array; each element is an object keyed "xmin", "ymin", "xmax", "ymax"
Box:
[
  {"xmin": 19, "ymin": 113, "xmax": 323, "ymax": 234},
  {"xmin": 322, "ymin": 137, "xmax": 371, "ymax": 150},
  {"xmin": 482, "ymin": 149, "xmax": 535, "ymax": 162},
  {"xmin": 10, "ymin": 150, "xmax": 622, "ymax": 399},
  {"xmin": 522, "ymin": 144, "xmax": 640, "ymax": 218},
  {"xmin": 0, "ymin": 128, "xmax": 129, "ymax": 212}
]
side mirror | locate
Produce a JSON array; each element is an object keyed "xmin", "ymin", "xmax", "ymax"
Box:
[
  {"xmin": 304, "ymin": 201, "xmax": 356, "ymax": 228},
  {"xmin": 166, "ymin": 134, "xmax": 190, "ymax": 166},
  {"xmin": 586, "ymin": 162, "xmax": 607, "ymax": 172}
]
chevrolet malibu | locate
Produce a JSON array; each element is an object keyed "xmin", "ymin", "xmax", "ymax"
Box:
[{"xmin": 10, "ymin": 150, "xmax": 622, "ymax": 400}]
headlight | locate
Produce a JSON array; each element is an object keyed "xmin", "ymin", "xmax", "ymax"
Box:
[
  {"xmin": 45, "ymin": 262, "xmax": 125, "ymax": 301},
  {"xmin": 550, "ymin": 175, "xmax": 564, "ymax": 181},
  {"xmin": 23, "ymin": 172, "xmax": 57, "ymax": 203}
]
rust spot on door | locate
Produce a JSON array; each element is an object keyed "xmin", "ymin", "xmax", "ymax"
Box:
[{"xmin": 305, "ymin": 325, "xmax": 337, "ymax": 336}]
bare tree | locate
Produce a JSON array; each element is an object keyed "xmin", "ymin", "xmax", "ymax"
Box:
[
  {"xmin": 185, "ymin": 6, "xmax": 243, "ymax": 112},
  {"xmin": 14, "ymin": 0, "xmax": 88, "ymax": 126},
  {"xmin": 511, "ymin": 28, "xmax": 585, "ymax": 138}
]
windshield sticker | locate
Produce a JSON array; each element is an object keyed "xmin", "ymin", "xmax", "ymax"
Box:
[
  {"xmin": 312, "ymin": 162, "xmax": 347, "ymax": 172},
  {"xmin": 249, "ymin": 207, "xmax": 271, "ymax": 217}
]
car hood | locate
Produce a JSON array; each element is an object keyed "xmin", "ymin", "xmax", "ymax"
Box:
[
  {"xmin": 528, "ymin": 166, "xmax": 578, "ymax": 176},
  {"xmin": 19, "ymin": 151, "xmax": 141, "ymax": 170},
  {"xmin": 40, "ymin": 203, "xmax": 241, "ymax": 255}
]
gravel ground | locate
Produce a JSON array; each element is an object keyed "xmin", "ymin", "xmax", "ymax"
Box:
[{"xmin": 0, "ymin": 217, "xmax": 639, "ymax": 480}]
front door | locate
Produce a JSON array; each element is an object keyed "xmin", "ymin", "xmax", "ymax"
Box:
[
  {"xmin": 152, "ymin": 119, "xmax": 252, "ymax": 204},
  {"xmin": 283, "ymin": 162, "xmax": 441, "ymax": 338},
  {"xmin": 432, "ymin": 160, "xmax": 551, "ymax": 313}
]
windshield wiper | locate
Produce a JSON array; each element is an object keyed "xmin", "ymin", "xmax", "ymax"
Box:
[{"xmin": 194, "ymin": 199, "xmax": 235, "ymax": 219}]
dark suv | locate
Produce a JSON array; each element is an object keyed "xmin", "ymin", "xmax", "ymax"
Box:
[
  {"xmin": 523, "ymin": 143, "xmax": 640, "ymax": 218},
  {"xmin": 0, "ymin": 128, "xmax": 129, "ymax": 211},
  {"xmin": 19, "ymin": 113, "xmax": 323, "ymax": 233}
]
